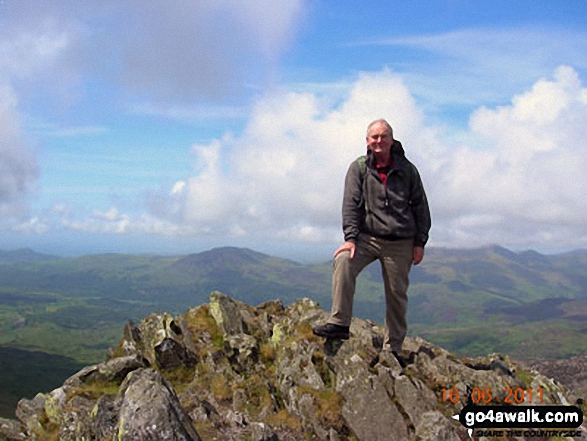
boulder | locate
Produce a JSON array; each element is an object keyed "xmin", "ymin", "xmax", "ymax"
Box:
[
  {"xmin": 116, "ymin": 368, "xmax": 201, "ymax": 441},
  {"xmin": 117, "ymin": 312, "xmax": 198, "ymax": 369}
]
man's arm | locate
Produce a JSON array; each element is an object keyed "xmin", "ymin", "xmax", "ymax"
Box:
[
  {"xmin": 342, "ymin": 160, "xmax": 365, "ymax": 245},
  {"xmin": 408, "ymin": 165, "xmax": 431, "ymax": 248},
  {"xmin": 413, "ymin": 246, "xmax": 424, "ymax": 265}
]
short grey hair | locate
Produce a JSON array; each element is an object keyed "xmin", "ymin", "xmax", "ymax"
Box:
[{"xmin": 366, "ymin": 119, "xmax": 393, "ymax": 138}]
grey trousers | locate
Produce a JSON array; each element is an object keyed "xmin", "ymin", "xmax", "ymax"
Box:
[{"xmin": 328, "ymin": 234, "xmax": 414, "ymax": 352}]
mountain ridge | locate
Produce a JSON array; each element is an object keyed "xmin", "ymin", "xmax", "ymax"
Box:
[{"xmin": 0, "ymin": 248, "xmax": 61, "ymax": 265}]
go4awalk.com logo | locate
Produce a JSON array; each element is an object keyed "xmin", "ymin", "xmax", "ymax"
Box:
[{"xmin": 452, "ymin": 403, "xmax": 584, "ymax": 439}]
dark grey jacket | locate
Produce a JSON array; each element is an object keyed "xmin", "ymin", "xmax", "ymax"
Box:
[{"xmin": 342, "ymin": 140, "xmax": 431, "ymax": 247}]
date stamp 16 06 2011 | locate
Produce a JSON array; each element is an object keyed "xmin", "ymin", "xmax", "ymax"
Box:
[{"xmin": 442, "ymin": 386, "xmax": 545, "ymax": 405}]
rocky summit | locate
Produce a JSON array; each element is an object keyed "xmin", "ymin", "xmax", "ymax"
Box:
[{"xmin": 1, "ymin": 292, "xmax": 585, "ymax": 441}]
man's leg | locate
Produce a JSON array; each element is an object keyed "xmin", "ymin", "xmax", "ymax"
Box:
[
  {"xmin": 314, "ymin": 236, "xmax": 376, "ymax": 339},
  {"xmin": 379, "ymin": 239, "xmax": 414, "ymax": 352},
  {"xmin": 329, "ymin": 244, "xmax": 374, "ymax": 327}
]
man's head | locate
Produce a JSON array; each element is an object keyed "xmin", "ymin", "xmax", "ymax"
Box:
[{"xmin": 366, "ymin": 119, "xmax": 393, "ymax": 156}]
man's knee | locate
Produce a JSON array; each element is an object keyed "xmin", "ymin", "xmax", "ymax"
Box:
[
  {"xmin": 333, "ymin": 250, "xmax": 353, "ymax": 267},
  {"xmin": 332, "ymin": 251, "xmax": 356, "ymax": 282}
]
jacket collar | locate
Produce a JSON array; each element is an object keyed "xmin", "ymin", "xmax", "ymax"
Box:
[{"xmin": 366, "ymin": 140, "xmax": 407, "ymax": 170}]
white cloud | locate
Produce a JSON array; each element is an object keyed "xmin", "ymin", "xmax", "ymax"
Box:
[
  {"xmin": 1, "ymin": 0, "xmax": 305, "ymax": 114},
  {"xmin": 129, "ymin": 102, "xmax": 247, "ymax": 123},
  {"xmin": 0, "ymin": 0, "xmax": 305, "ymax": 231},
  {"xmin": 115, "ymin": 0, "xmax": 303, "ymax": 102},
  {"xmin": 55, "ymin": 70, "xmax": 429, "ymax": 243},
  {"xmin": 431, "ymin": 65, "xmax": 587, "ymax": 249},
  {"xmin": 11, "ymin": 217, "xmax": 49, "ymax": 235},
  {"xmin": 0, "ymin": 20, "xmax": 71, "ymax": 79},
  {"xmin": 0, "ymin": 3, "xmax": 81, "ymax": 219},
  {"xmin": 0, "ymin": 81, "xmax": 39, "ymax": 216},
  {"xmin": 61, "ymin": 207, "xmax": 194, "ymax": 236}
]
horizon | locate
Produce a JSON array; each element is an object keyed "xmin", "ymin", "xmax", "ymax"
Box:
[
  {"xmin": 2, "ymin": 243, "xmax": 585, "ymax": 265},
  {"xmin": 1, "ymin": 1, "xmax": 586, "ymax": 257}
]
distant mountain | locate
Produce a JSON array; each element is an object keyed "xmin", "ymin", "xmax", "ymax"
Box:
[
  {"xmin": 0, "ymin": 248, "xmax": 61, "ymax": 265},
  {"xmin": 171, "ymin": 246, "xmax": 280, "ymax": 269}
]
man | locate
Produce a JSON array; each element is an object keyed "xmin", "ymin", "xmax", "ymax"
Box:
[{"xmin": 313, "ymin": 119, "xmax": 431, "ymax": 363}]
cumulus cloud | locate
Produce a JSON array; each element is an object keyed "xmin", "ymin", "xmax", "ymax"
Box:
[
  {"xmin": 1, "ymin": 0, "xmax": 305, "ymax": 105},
  {"xmin": 0, "ymin": 0, "xmax": 305, "ymax": 235},
  {"xmin": 98, "ymin": 0, "xmax": 304, "ymax": 102},
  {"xmin": 11, "ymin": 217, "xmax": 49, "ymax": 234},
  {"xmin": 59, "ymin": 70, "xmax": 431, "ymax": 242},
  {"xmin": 0, "ymin": 82, "xmax": 39, "ymax": 217},
  {"xmin": 61, "ymin": 206, "xmax": 194, "ymax": 236},
  {"xmin": 0, "ymin": 1, "xmax": 83, "ymax": 219},
  {"xmin": 431, "ymin": 66, "xmax": 587, "ymax": 249}
]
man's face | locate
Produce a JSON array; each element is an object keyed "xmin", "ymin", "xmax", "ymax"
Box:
[{"xmin": 366, "ymin": 122, "xmax": 393, "ymax": 156}]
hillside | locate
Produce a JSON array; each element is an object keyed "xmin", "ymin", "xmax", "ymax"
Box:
[
  {"xmin": 0, "ymin": 249, "xmax": 61, "ymax": 265},
  {"xmin": 1, "ymin": 292, "xmax": 584, "ymax": 441}
]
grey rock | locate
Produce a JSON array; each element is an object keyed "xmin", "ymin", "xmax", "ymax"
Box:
[
  {"xmin": 64, "ymin": 354, "xmax": 148, "ymax": 387},
  {"xmin": 0, "ymin": 418, "xmax": 26, "ymax": 441},
  {"xmin": 118, "ymin": 312, "xmax": 198, "ymax": 370},
  {"xmin": 298, "ymin": 393, "xmax": 329, "ymax": 439},
  {"xmin": 53, "ymin": 394, "xmax": 95, "ymax": 441},
  {"xmin": 250, "ymin": 422, "xmax": 279, "ymax": 441},
  {"xmin": 226, "ymin": 333, "xmax": 259, "ymax": 367},
  {"xmin": 334, "ymin": 351, "xmax": 408, "ymax": 441},
  {"xmin": 117, "ymin": 368, "xmax": 201, "ymax": 441},
  {"xmin": 14, "ymin": 394, "xmax": 45, "ymax": 437},
  {"xmin": 209, "ymin": 291, "xmax": 247, "ymax": 336},
  {"xmin": 155, "ymin": 336, "xmax": 198, "ymax": 369},
  {"xmin": 415, "ymin": 411, "xmax": 461, "ymax": 441},
  {"xmin": 92, "ymin": 395, "xmax": 119, "ymax": 440},
  {"xmin": 394, "ymin": 375, "xmax": 437, "ymax": 427}
]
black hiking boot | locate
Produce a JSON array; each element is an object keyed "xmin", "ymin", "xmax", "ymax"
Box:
[
  {"xmin": 312, "ymin": 323, "xmax": 350, "ymax": 340},
  {"xmin": 392, "ymin": 350, "xmax": 410, "ymax": 368}
]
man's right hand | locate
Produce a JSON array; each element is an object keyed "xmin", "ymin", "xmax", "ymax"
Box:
[{"xmin": 334, "ymin": 241, "xmax": 356, "ymax": 259}]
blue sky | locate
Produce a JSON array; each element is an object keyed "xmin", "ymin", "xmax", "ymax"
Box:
[{"xmin": 1, "ymin": 1, "xmax": 586, "ymax": 260}]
